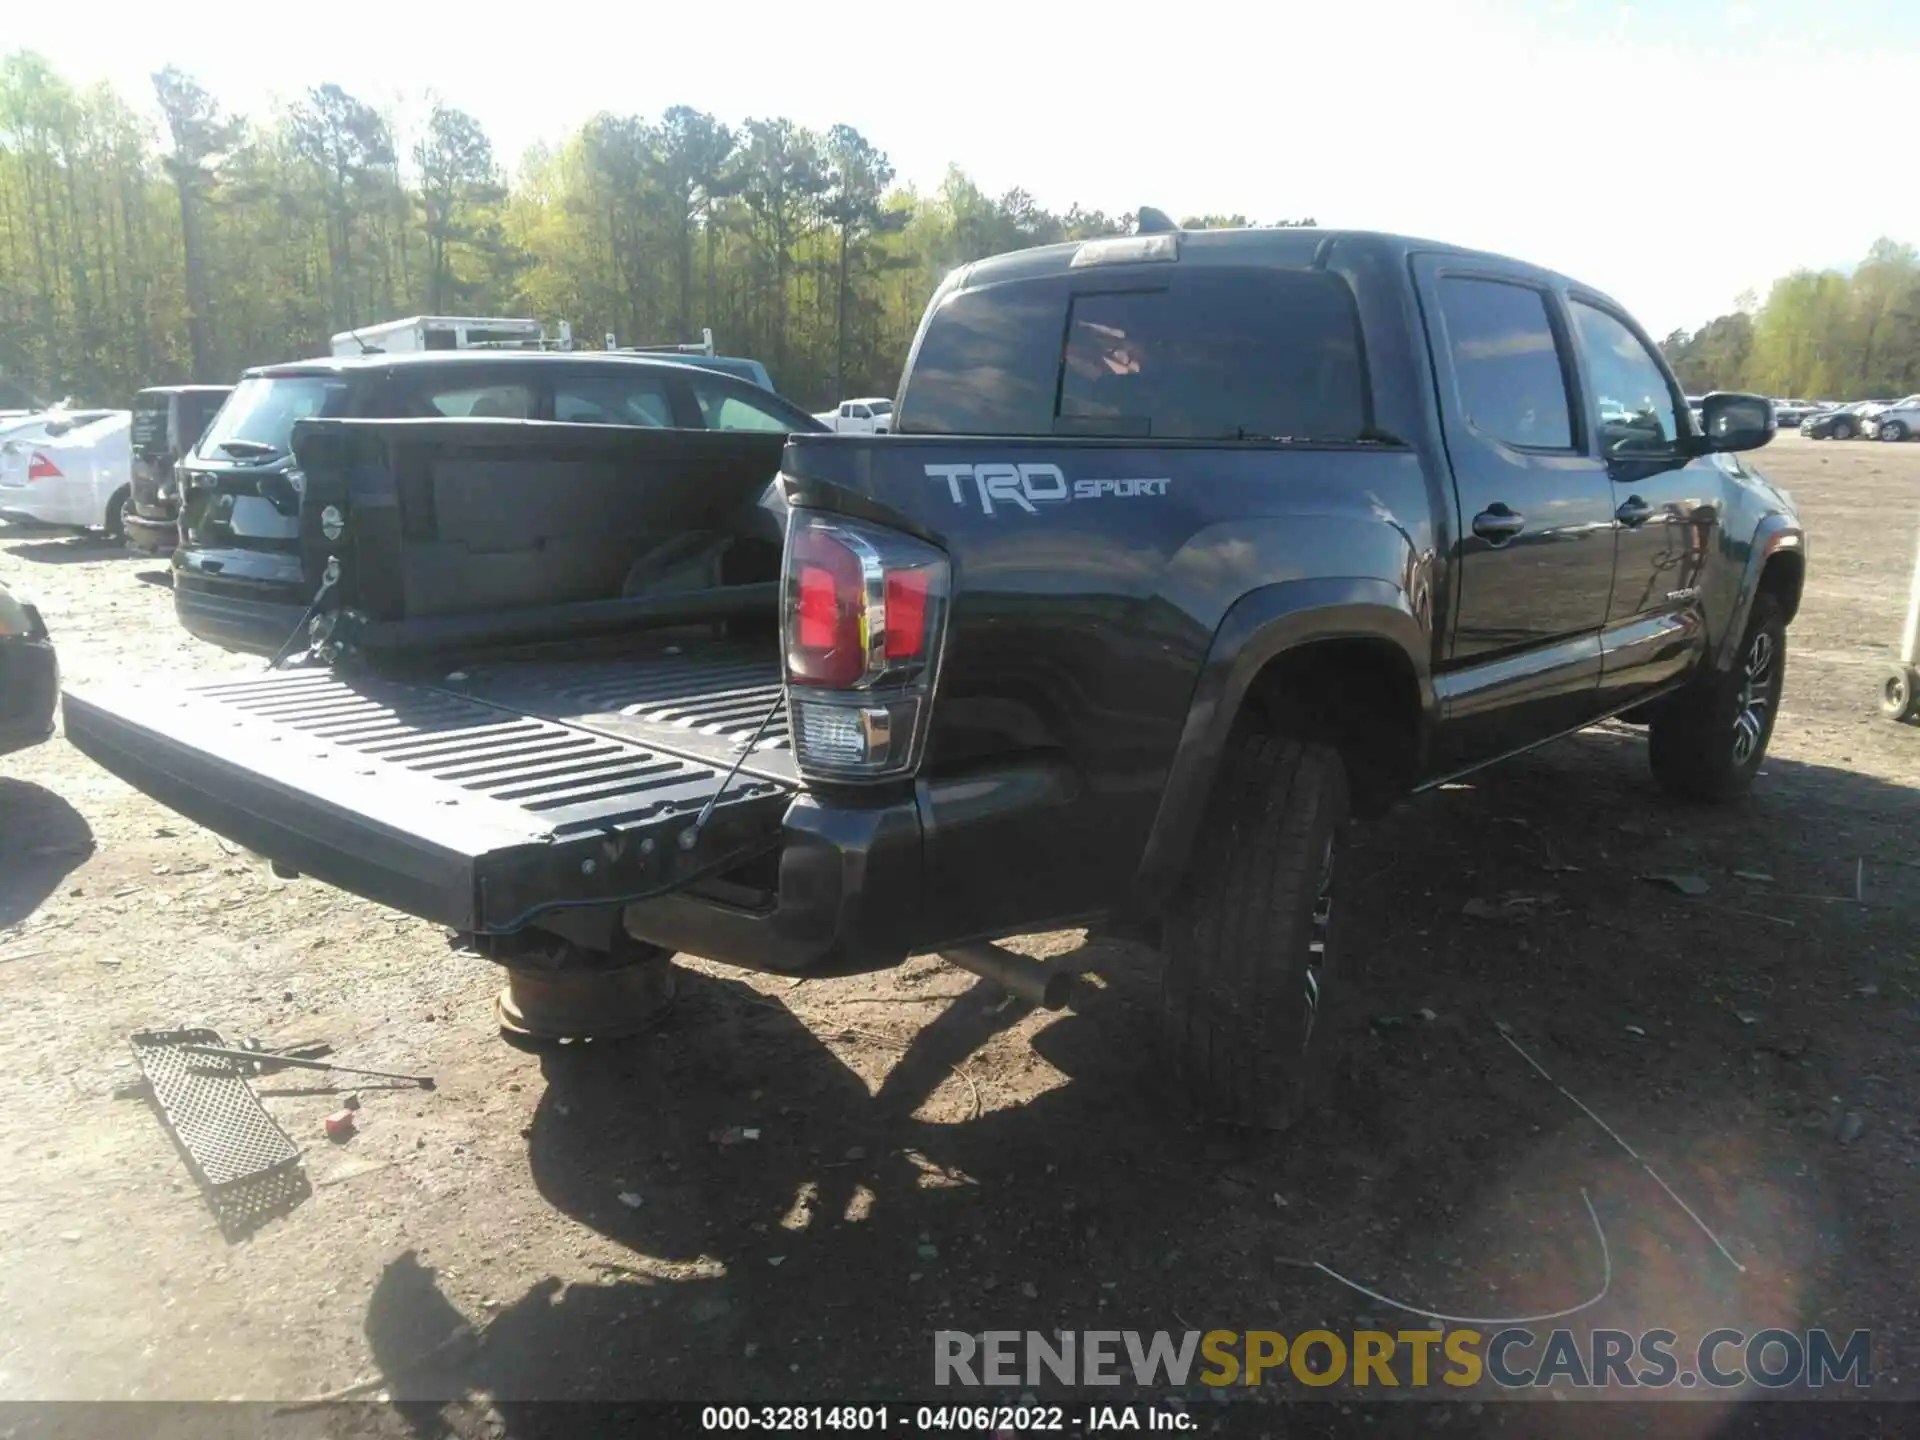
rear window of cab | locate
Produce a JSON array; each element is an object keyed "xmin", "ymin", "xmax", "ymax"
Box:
[{"xmin": 897, "ymin": 266, "xmax": 1370, "ymax": 441}]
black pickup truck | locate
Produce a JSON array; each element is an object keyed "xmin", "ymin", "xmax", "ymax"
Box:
[{"xmin": 62, "ymin": 225, "xmax": 1805, "ymax": 1128}]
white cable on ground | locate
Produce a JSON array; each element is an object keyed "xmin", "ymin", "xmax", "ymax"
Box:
[
  {"xmin": 1496, "ymin": 1024, "xmax": 1747, "ymax": 1274},
  {"xmin": 1279, "ymin": 1187, "xmax": 1612, "ymax": 1326}
]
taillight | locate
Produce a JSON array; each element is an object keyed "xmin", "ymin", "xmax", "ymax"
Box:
[
  {"xmin": 781, "ymin": 510, "xmax": 950, "ymax": 782},
  {"xmin": 26, "ymin": 452, "xmax": 61, "ymax": 482}
]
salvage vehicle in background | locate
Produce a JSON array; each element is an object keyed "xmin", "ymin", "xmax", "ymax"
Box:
[
  {"xmin": 125, "ymin": 385, "xmax": 234, "ymax": 554},
  {"xmin": 609, "ymin": 331, "xmax": 779, "ymax": 394},
  {"xmin": 63, "ymin": 223, "xmax": 1804, "ymax": 1129},
  {"xmin": 0, "ymin": 578, "xmax": 58, "ymax": 758},
  {"xmin": 1862, "ymin": 395, "xmax": 1920, "ymax": 442},
  {"xmin": 813, "ymin": 397, "xmax": 894, "ymax": 434},
  {"xmin": 170, "ymin": 350, "xmax": 826, "ymax": 656},
  {"xmin": 0, "ymin": 411, "xmax": 134, "ymax": 537},
  {"xmin": 1800, "ymin": 400, "xmax": 1882, "ymax": 441}
]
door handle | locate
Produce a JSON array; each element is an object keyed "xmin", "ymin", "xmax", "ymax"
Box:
[
  {"xmin": 1472, "ymin": 504, "xmax": 1525, "ymax": 544},
  {"xmin": 1615, "ymin": 495, "xmax": 1653, "ymax": 527}
]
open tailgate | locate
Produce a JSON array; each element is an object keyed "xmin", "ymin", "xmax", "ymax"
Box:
[{"xmin": 62, "ymin": 649, "xmax": 796, "ymax": 933}]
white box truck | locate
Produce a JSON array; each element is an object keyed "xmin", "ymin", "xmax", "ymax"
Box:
[{"xmin": 330, "ymin": 316, "xmax": 572, "ymax": 357}]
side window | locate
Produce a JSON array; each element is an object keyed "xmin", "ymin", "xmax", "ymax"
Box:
[
  {"xmin": 893, "ymin": 282, "xmax": 1068, "ymax": 434},
  {"xmin": 553, "ymin": 374, "xmax": 674, "ymax": 427},
  {"xmin": 688, "ymin": 376, "xmax": 802, "ymax": 433},
  {"xmin": 1569, "ymin": 301, "xmax": 1680, "ymax": 456},
  {"xmin": 1434, "ymin": 278, "xmax": 1575, "ymax": 450},
  {"xmin": 852, "ymin": 405, "xmax": 871, "ymax": 420},
  {"xmin": 416, "ymin": 382, "xmax": 535, "ymax": 419},
  {"xmin": 840, "ymin": 403, "xmax": 853, "ymax": 418}
]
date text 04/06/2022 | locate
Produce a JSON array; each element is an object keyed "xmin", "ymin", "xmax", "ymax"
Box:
[{"xmin": 699, "ymin": 1405, "xmax": 1192, "ymax": 1431}]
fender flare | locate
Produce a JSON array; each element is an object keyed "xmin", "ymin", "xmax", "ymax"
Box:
[
  {"xmin": 1131, "ymin": 577, "xmax": 1436, "ymax": 909},
  {"xmin": 1714, "ymin": 514, "xmax": 1805, "ymax": 672}
]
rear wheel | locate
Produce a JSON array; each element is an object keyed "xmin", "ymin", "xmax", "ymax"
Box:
[
  {"xmin": 1159, "ymin": 730, "xmax": 1350, "ymax": 1130},
  {"xmin": 1648, "ymin": 593, "xmax": 1786, "ymax": 801},
  {"xmin": 103, "ymin": 486, "xmax": 130, "ymax": 541}
]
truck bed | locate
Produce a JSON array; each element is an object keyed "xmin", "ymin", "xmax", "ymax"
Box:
[{"xmin": 63, "ymin": 641, "xmax": 795, "ymax": 934}]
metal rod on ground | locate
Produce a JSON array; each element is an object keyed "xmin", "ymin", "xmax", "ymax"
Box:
[
  {"xmin": 177, "ymin": 1044, "xmax": 435, "ymax": 1089},
  {"xmin": 940, "ymin": 942, "xmax": 1074, "ymax": 1011},
  {"xmin": 1904, "ymin": 512, "xmax": 1920, "ymax": 669}
]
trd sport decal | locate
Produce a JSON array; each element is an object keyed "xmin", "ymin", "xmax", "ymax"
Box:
[{"xmin": 925, "ymin": 462, "xmax": 1172, "ymax": 516}]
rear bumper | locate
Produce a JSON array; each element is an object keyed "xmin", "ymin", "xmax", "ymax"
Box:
[
  {"xmin": 621, "ymin": 792, "xmax": 924, "ymax": 974},
  {"xmin": 173, "ymin": 569, "xmax": 308, "ymax": 655},
  {"xmin": 0, "ymin": 635, "xmax": 58, "ymax": 758},
  {"xmin": 621, "ymin": 761, "xmax": 1077, "ymax": 976}
]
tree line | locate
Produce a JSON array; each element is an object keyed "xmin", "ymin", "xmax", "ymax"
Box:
[
  {"xmin": 1661, "ymin": 239, "xmax": 1920, "ymax": 401},
  {"xmin": 0, "ymin": 50, "xmax": 1315, "ymax": 411},
  {"xmin": 17, "ymin": 47, "xmax": 1901, "ymax": 415}
]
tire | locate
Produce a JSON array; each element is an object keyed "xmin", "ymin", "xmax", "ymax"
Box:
[
  {"xmin": 1159, "ymin": 731, "xmax": 1350, "ymax": 1130},
  {"xmin": 1833, "ymin": 420, "xmax": 1855, "ymax": 441},
  {"xmin": 1882, "ymin": 420, "xmax": 1909, "ymax": 442},
  {"xmin": 1881, "ymin": 664, "xmax": 1920, "ymax": 724},
  {"xmin": 1648, "ymin": 592, "xmax": 1786, "ymax": 802},
  {"xmin": 103, "ymin": 486, "xmax": 130, "ymax": 541}
]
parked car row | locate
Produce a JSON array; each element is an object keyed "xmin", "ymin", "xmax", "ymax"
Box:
[
  {"xmin": 1771, "ymin": 398, "xmax": 1828, "ymax": 428},
  {"xmin": 1798, "ymin": 394, "xmax": 1920, "ymax": 441}
]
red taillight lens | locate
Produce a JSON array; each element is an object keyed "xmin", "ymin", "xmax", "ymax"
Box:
[
  {"xmin": 786, "ymin": 525, "xmax": 868, "ymax": 688},
  {"xmin": 26, "ymin": 452, "xmax": 61, "ymax": 482},
  {"xmin": 884, "ymin": 571, "xmax": 928, "ymax": 659}
]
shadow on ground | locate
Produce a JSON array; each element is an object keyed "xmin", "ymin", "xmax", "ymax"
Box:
[
  {"xmin": 4, "ymin": 534, "xmax": 140, "ymax": 563},
  {"xmin": 0, "ymin": 777, "xmax": 95, "ymax": 928},
  {"xmin": 354, "ymin": 726, "xmax": 1920, "ymax": 1437}
]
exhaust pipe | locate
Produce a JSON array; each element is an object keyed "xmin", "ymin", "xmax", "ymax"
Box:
[{"xmin": 940, "ymin": 942, "xmax": 1073, "ymax": 1011}]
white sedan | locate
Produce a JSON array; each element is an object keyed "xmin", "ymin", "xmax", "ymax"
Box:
[{"xmin": 0, "ymin": 410, "xmax": 134, "ymax": 535}]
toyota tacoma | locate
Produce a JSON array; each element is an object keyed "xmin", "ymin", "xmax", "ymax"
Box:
[{"xmin": 60, "ymin": 223, "xmax": 1805, "ymax": 1127}]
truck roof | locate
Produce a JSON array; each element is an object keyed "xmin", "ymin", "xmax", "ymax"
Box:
[{"xmin": 951, "ymin": 226, "xmax": 1595, "ymax": 305}]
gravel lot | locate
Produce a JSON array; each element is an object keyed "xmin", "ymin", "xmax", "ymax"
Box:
[{"xmin": 3, "ymin": 434, "xmax": 1919, "ymax": 1431}]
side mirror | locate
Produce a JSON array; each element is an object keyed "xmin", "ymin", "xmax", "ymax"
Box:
[{"xmin": 1696, "ymin": 392, "xmax": 1775, "ymax": 453}]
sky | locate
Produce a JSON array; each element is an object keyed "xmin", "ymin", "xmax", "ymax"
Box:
[{"xmin": 9, "ymin": 0, "xmax": 1916, "ymax": 338}]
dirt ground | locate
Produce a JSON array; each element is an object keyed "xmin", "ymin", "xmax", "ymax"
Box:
[{"xmin": 3, "ymin": 434, "xmax": 1919, "ymax": 1434}]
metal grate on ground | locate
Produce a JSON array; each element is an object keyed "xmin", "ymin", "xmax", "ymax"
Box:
[{"xmin": 130, "ymin": 1029, "xmax": 310, "ymax": 1238}]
